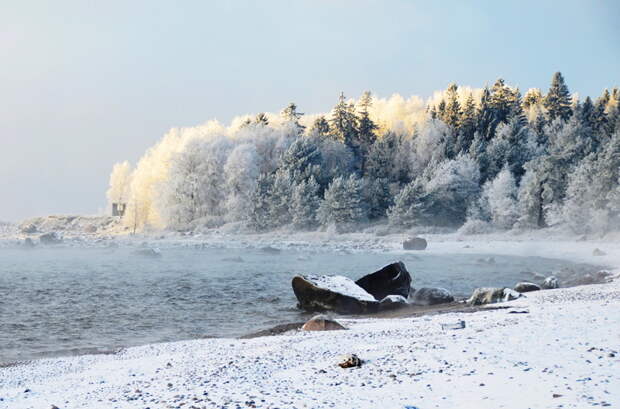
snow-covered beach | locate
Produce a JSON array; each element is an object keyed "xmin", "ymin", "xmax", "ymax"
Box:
[{"xmin": 1, "ymin": 236, "xmax": 618, "ymax": 409}]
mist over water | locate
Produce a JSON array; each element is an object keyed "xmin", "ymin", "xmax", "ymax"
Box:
[{"xmin": 0, "ymin": 245, "xmax": 599, "ymax": 364}]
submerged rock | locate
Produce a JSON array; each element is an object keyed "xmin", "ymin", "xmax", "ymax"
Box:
[
  {"xmin": 379, "ymin": 294, "xmax": 409, "ymax": 311},
  {"xmin": 260, "ymin": 246, "xmax": 281, "ymax": 254},
  {"xmin": 467, "ymin": 287, "xmax": 521, "ymax": 305},
  {"xmin": 133, "ymin": 248, "xmax": 162, "ymax": 258},
  {"xmin": 355, "ymin": 261, "xmax": 412, "ymax": 300},
  {"xmin": 403, "ymin": 237, "xmax": 427, "ymax": 250},
  {"xmin": 338, "ymin": 354, "xmax": 362, "ymax": 368},
  {"xmin": 514, "ymin": 282, "xmax": 541, "ymax": 293},
  {"xmin": 411, "ymin": 287, "xmax": 455, "ymax": 306},
  {"xmin": 22, "ymin": 238, "xmax": 36, "ymax": 248},
  {"xmin": 39, "ymin": 232, "xmax": 62, "ymax": 245},
  {"xmin": 541, "ymin": 276, "xmax": 559, "ymax": 289},
  {"xmin": 592, "ymin": 248, "xmax": 607, "ymax": 256},
  {"xmin": 292, "ymin": 275, "xmax": 379, "ymax": 314},
  {"xmin": 301, "ymin": 315, "xmax": 347, "ymax": 331}
]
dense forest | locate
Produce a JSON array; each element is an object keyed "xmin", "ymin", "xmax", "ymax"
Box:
[{"xmin": 107, "ymin": 73, "xmax": 620, "ymax": 235}]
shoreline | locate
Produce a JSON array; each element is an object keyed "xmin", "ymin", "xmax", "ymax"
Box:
[{"xmin": 1, "ymin": 235, "xmax": 619, "ymax": 408}]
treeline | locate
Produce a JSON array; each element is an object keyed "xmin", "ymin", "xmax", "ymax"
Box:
[{"xmin": 107, "ymin": 73, "xmax": 620, "ymax": 235}]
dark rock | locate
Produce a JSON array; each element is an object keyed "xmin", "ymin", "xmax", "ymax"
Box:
[
  {"xmin": 403, "ymin": 237, "xmax": 427, "ymax": 250},
  {"xmin": 22, "ymin": 238, "xmax": 36, "ymax": 248},
  {"xmin": 379, "ymin": 295, "xmax": 408, "ymax": 311},
  {"xmin": 541, "ymin": 276, "xmax": 559, "ymax": 289},
  {"xmin": 301, "ymin": 315, "xmax": 347, "ymax": 331},
  {"xmin": 514, "ymin": 282, "xmax": 541, "ymax": 293},
  {"xmin": 260, "ymin": 246, "xmax": 281, "ymax": 254},
  {"xmin": 338, "ymin": 354, "xmax": 362, "ymax": 368},
  {"xmin": 355, "ymin": 261, "xmax": 412, "ymax": 300},
  {"xmin": 39, "ymin": 232, "xmax": 62, "ymax": 245},
  {"xmin": 467, "ymin": 287, "xmax": 521, "ymax": 305},
  {"xmin": 411, "ymin": 287, "xmax": 455, "ymax": 306},
  {"xmin": 592, "ymin": 248, "xmax": 606, "ymax": 256},
  {"xmin": 292, "ymin": 275, "xmax": 380, "ymax": 314},
  {"xmin": 133, "ymin": 248, "xmax": 162, "ymax": 257}
]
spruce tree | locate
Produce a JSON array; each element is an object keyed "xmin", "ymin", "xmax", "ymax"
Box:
[
  {"xmin": 444, "ymin": 83, "xmax": 461, "ymax": 129},
  {"xmin": 248, "ymin": 173, "xmax": 275, "ymax": 231},
  {"xmin": 291, "ymin": 176, "xmax": 320, "ymax": 229},
  {"xmin": 330, "ymin": 93, "xmax": 359, "ymax": 147},
  {"xmin": 281, "ymin": 102, "xmax": 305, "ymax": 133},
  {"xmin": 543, "ymin": 72, "xmax": 573, "ymax": 121},
  {"xmin": 456, "ymin": 93, "xmax": 476, "ymax": 153},
  {"xmin": 310, "ymin": 116, "xmax": 330, "ymax": 139},
  {"xmin": 317, "ymin": 175, "xmax": 365, "ymax": 228}
]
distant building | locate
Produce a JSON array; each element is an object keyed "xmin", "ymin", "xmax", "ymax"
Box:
[{"xmin": 112, "ymin": 203, "xmax": 126, "ymax": 217}]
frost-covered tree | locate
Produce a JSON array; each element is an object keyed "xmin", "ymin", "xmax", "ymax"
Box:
[
  {"xmin": 279, "ymin": 136, "xmax": 324, "ymax": 187},
  {"xmin": 281, "ymin": 102, "xmax": 305, "ymax": 133},
  {"xmin": 106, "ymin": 161, "xmax": 132, "ymax": 211},
  {"xmin": 330, "ymin": 93, "xmax": 359, "ymax": 146},
  {"xmin": 482, "ymin": 166, "xmax": 518, "ymax": 229},
  {"xmin": 387, "ymin": 178, "xmax": 425, "ymax": 228},
  {"xmin": 309, "ymin": 116, "xmax": 330, "ymax": 139},
  {"xmin": 455, "ymin": 93, "xmax": 476, "ymax": 154},
  {"xmin": 318, "ymin": 175, "xmax": 365, "ymax": 228},
  {"xmin": 224, "ymin": 144, "xmax": 259, "ymax": 222},
  {"xmin": 544, "ymin": 72, "xmax": 572, "ymax": 121},
  {"xmin": 291, "ymin": 176, "xmax": 321, "ymax": 229},
  {"xmin": 422, "ymin": 154, "xmax": 481, "ymax": 227},
  {"xmin": 248, "ymin": 173, "xmax": 274, "ymax": 232}
]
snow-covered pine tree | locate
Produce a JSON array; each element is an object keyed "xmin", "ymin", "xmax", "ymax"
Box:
[
  {"xmin": 444, "ymin": 83, "xmax": 461, "ymax": 130},
  {"xmin": 309, "ymin": 116, "xmax": 330, "ymax": 139},
  {"xmin": 483, "ymin": 165, "xmax": 518, "ymax": 229},
  {"xmin": 281, "ymin": 102, "xmax": 305, "ymax": 134},
  {"xmin": 317, "ymin": 174, "xmax": 366, "ymax": 228},
  {"xmin": 291, "ymin": 176, "xmax": 321, "ymax": 230},
  {"xmin": 330, "ymin": 93, "xmax": 359, "ymax": 147},
  {"xmin": 248, "ymin": 173, "xmax": 275, "ymax": 232},
  {"xmin": 455, "ymin": 93, "xmax": 476, "ymax": 154},
  {"xmin": 387, "ymin": 178, "xmax": 426, "ymax": 228},
  {"xmin": 543, "ymin": 72, "xmax": 573, "ymax": 122},
  {"xmin": 268, "ymin": 169, "xmax": 293, "ymax": 228}
]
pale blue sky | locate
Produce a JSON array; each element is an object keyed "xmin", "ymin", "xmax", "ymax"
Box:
[{"xmin": 1, "ymin": 0, "xmax": 619, "ymax": 221}]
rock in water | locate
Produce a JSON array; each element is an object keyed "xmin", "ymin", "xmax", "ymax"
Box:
[
  {"xmin": 39, "ymin": 232, "xmax": 62, "ymax": 245},
  {"xmin": 467, "ymin": 287, "xmax": 521, "ymax": 305},
  {"xmin": 133, "ymin": 248, "xmax": 162, "ymax": 258},
  {"xmin": 403, "ymin": 237, "xmax": 427, "ymax": 250},
  {"xmin": 541, "ymin": 276, "xmax": 559, "ymax": 289},
  {"xmin": 355, "ymin": 261, "xmax": 412, "ymax": 300},
  {"xmin": 22, "ymin": 238, "xmax": 36, "ymax": 248},
  {"xmin": 411, "ymin": 287, "xmax": 455, "ymax": 306},
  {"xmin": 379, "ymin": 295, "xmax": 408, "ymax": 311},
  {"xmin": 301, "ymin": 315, "xmax": 347, "ymax": 331},
  {"xmin": 292, "ymin": 275, "xmax": 380, "ymax": 314},
  {"xmin": 338, "ymin": 354, "xmax": 362, "ymax": 368},
  {"xmin": 592, "ymin": 248, "xmax": 606, "ymax": 256},
  {"xmin": 514, "ymin": 282, "xmax": 541, "ymax": 293}
]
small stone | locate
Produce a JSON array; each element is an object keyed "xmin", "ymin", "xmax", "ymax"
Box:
[
  {"xmin": 553, "ymin": 394, "xmax": 563, "ymax": 398},
  {"xmin": 514, "ymin": 282, "xmax": 541, "ymax": 293},
  {"xmin": 301, "ymin": 315, "xmax": 346, "ymax": 331},
  {"xmin": 338, "ymin": 354, "xmax": 362, "ymax": 368}
]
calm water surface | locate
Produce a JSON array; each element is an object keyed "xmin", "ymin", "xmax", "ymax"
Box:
[{"xmin": 0, "ymin": 244, "xmax": 597, "ymax": 363}]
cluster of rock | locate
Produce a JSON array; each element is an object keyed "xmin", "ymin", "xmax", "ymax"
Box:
[
  {"xmin": 292, "ymin": 261, "xmax": 459, "ymax": 315},
  {"xmin": 292, "ymin": 262, "xmax": 414, "ymax": 314}
]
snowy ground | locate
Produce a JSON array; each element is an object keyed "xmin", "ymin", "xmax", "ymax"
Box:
[{"xmin": 1, "ymin": 234, "xmax": 619, "ymax": 409}]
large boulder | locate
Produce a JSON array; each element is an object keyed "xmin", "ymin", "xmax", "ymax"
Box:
[
  {"xmin": 514, "ymin": 282, "xmax": 541, "ymax": 293},
  {"xmin": 292, "ymin": 275, "xmax": 380, "ymax": 314},
  {"xmin": 39, "ymin": 232, "xmax": 62, "ymax": 245},
  {"xmin": 403, "ymin": 237, "xmax": 427, "ymax": 250},
  {"xmin": 467, "ymin": 287, "xmax": 521, "ymax": 306},
  {"xmin": 411, "ymin": 287, "xmax": 455, "ymax": 306},
  {"xmin": 301, "ymin": 315, "xmax": 347, "ymax": 331},
  {"xmin": 379, "ymin": 295, "xmax": 409, "ymax": 311},
  {"xmin": 355, "ymin": 261, "xmax": 412, "ymax": 300}
]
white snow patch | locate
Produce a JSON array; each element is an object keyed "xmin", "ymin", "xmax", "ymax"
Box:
[{"xmin": 306, "ymin": 274, "xmax": 376, "ymax": 301}]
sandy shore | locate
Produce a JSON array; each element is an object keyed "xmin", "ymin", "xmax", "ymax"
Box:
[{"xmin": 1, "ymin": 238, "xmax": 619, "ymax": 409}]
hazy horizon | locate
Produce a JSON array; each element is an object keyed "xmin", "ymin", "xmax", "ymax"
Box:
[{"xmin": 1, "ymin": 0, "xmax": 619, "ymax": 222}]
